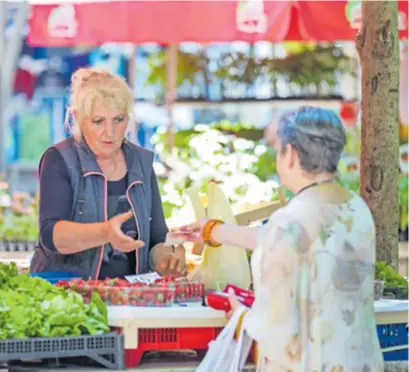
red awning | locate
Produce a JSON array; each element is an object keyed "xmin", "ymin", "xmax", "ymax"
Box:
[{"xmin": 28, "ymin": 0, "xmax": 408, "ymax": 47}]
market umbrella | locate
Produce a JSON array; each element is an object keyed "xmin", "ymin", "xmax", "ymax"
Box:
[
  {"xmin": 27, "ymin": 0, "xmax": 409, "ymax": 46},
  {"xmin": 26, "ymin": 0, "xmax": 409, "ymax": 149}
]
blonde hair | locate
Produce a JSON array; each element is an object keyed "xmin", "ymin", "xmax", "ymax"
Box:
[{"xmin": 66, "ymin": 68, "xmax": 134, "ymax": 141}]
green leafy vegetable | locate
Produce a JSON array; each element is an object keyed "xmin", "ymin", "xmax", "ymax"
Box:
[
  {"xmin": 0, "ymin": 263, "xmax": 109, "ymax": 340},
  {"xmin": 375, "ymin": 261, "xmax": 408, "ymax": 288}
]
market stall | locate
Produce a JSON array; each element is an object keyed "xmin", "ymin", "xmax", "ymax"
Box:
[
  {"xmin": 0, "ymin": 2, "xmax": 407, "ymax": 371},
  {"xmin": 106, "ymin": 300, "xmax": 409, "ymax": 368}
]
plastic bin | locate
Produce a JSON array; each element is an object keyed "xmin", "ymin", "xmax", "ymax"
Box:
[
  {"xmin": 377, "ymin": 323, "xmax": 408, "ymax": 361},
  {"xmin": 112, "ymin": 326, "xmax": 257, "ymax": 368},
  {"xmin": 0, "ymin": 332, "xmax": 124, "ymax": 370},
  {"xmin": 30, "ymin": 271, "xmax": 80, "ymax": 285},
  {"xmin": 112, "ymin": 327, "xmax": 222, "ymax": 368}
]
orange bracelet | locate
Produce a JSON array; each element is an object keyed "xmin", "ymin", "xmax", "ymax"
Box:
[{"xmin": 202, "ymin": 219, "xmax": 224, "ymax": 247}]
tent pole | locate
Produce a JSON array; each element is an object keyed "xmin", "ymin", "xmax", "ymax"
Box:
[
  {"xmin": 128, "ymin": 44, "xmax": 138, "ymax": 144},
  {"xmin": 166, "ymin": 44, "xmax": 177, "ymax": 151}
]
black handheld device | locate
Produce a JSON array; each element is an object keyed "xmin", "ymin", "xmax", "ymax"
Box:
[{"xmin": 116, "ymin": 195, "xmax": 137, "ymax": 239}]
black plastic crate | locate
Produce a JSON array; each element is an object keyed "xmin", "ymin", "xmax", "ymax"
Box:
[
  {"xmin": 0, "ymin": 333, "xmax": 124, "ymax": 370},
  {"xmin": 0, "ymin": 241, "xmax": 37, "ymax": 252}
]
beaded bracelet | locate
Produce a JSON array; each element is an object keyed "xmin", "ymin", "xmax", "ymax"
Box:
[{"xmin": 202, "ymin": 219, "xmax": 224, "ymax": 247}]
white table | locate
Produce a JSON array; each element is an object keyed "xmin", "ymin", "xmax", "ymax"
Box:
[
  {"xmin": 108, "ymin": 300, "xmax": 408, "ymax": 349},
  {"xmin": 374, "ymin": 299, "xmax": 408, "ymax": 324}
]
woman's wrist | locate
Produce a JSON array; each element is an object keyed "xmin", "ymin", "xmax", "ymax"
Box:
[
  {"xmin": 102, "ymin": 221, "xmax": 111, "ymax": 244},
  {"xmin": 211, "ymin": 223, "xmax": 225, "ymax": 246},
  {"xmin": 202, "ymin": 219, "xmax": 224, "ymax": 247}
]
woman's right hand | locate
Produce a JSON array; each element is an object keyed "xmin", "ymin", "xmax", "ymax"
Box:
[
  {"xmin": 105, "ymin": 211, "xmax": 145, "ymax": 252},
  {"xmin": 172, "ymin": 219, "xmax": 209, "ymax": 243}
]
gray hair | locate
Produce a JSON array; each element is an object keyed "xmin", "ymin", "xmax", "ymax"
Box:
[{"xmin": 277, "ymin": 106, "xmax": 346, "ymax": 174}]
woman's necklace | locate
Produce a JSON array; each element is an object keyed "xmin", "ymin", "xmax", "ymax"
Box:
[
  {"xmin": 296, "ymin": 179, "xmax": 333, "ymax": 196},
  {"xmin": 105, "ymin": 161, "xmax": 117, "ymax": 180}
]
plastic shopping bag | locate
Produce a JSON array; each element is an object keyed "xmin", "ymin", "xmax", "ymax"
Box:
[
  {"xmin": 196, "ymin": 306, "xmax": 252, "ymax": 372},
  {"xmin": 187, "ymin": 183, "xmax": 252, "ymax": 292}
]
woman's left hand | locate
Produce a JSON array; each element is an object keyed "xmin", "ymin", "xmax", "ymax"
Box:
[
  {"xmin": 153, "ymin": 244, "xmax": 187, "ymax": 278},
  {"xmin": 226, "ymin": 288, "xmax": 242, "ymax": 320}
]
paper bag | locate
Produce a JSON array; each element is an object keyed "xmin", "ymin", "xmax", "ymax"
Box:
[{"xmin": 187, "ymin": 183, "xmax": 251, "ymax": 291}]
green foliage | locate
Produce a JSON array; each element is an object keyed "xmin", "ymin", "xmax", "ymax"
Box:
[
  {"xmin": 0, "ymin": 263, "xmax": 109, "ymax": 339},
  {"xmin": 0, "ymin": 214, "xmax": 38, "ymax": 241},
  {"xmin": 270, "ymin": 44, "xmax": 354, "ymax": 94},
  {"xmin": 146, "ymin": 48, "xmax": 209, "ymax": 99},
  {"xmin": 249, "ymin": 147, "xmax": 277, "ymax": 182},
  {"xmin": 146, "ymin": 44, "xmax": 354, "ymax": 100},
  {"xmin": 344, "ymin": 128, "xmax": 361, "ymax": 156},
  {"xmin": 375, "ymin": 261, "xmax": 408, "ymax": 288},
  {"xmin": 399, "ymin": 174, "xmax": 408, "ymax": 231},
  {"xmin": 152, "ymin": 121, "xmax": 280, "ymax": 222}
]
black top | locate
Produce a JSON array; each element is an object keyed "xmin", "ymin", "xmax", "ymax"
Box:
[{"xmin": 39, "ymin": 147, "xmax": 138, "ymax": 279}]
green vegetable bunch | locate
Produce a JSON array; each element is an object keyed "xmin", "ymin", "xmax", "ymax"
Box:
[
  {"xmin": 375, "ymin": 261, "xmax": 408, "ymax": 288},
  {"xmin": 0, "ymin": 262, "xmax": 18, "ymax": 287},
  {"xmin": 0, "ymin": 263, "xmax": 109, "ymax": 340}
]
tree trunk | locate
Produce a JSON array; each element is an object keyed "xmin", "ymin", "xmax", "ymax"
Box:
[{"xmin": 356, "ymin": 1, "xmax": 400, "ymax": 268}]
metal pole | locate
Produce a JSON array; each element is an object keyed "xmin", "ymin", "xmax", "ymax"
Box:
[
  {"xmin": 128, "ymin": 45, "xmax": 138, "ymax": 144},
  {"xmin": 166, "ymin": 44, "xmax": 177, "ymax": 151}
]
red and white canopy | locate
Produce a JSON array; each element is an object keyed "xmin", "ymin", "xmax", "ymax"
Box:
[{"xmin": 28, "ymin": 0, "xmax": 408, "ymax": 47}]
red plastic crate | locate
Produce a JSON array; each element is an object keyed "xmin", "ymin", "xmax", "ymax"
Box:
[{"xmin": 113, "ymin": 327, "xmax": 222, "ymax": 368}]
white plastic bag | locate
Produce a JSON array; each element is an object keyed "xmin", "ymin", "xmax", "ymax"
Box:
[
  {"xmin": 196, "ymin": 306, "xmax": 252, "ymax": 372},
  {"xmin": 187, "ymin": 183, "xmax": 251, "ymax": 291}
]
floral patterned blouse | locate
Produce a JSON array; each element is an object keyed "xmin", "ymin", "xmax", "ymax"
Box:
[{"xmin": 243, "ymin": 186, "xmax": 384, "ymax": 372}]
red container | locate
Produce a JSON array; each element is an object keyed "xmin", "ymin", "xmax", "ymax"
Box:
[
  {"xmin": 112, "ymin": 327, "xmax": 222, "ymax": 368},
  {"xmin": 111, "ymin": 326, "xmax": 258, "ymax": 368}
]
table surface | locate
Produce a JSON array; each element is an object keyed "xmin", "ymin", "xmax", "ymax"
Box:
[{"xmin": 108, "ymin": 299, "xmax": 409, "ymax": 325}]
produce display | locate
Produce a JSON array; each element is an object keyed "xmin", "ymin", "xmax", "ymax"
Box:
[
  {"xmin": 154, "ymin": 276, "xmax": 204, "ymax": 302},
  {"xmin": 375, "ymin": 261, "xmax": 409, "ymax": 299},
  {"xmin": 57, "ymin": 277, "xmax": 204, "ymax": 307},
  {"xmin": 0, "ymin": 262, "xmax": 109, "ymax": 340}
]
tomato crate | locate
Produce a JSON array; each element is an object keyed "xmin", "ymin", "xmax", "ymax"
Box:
[
  {"xmin": 70, "ymin": 284, "xmax": 176, "ymax": 307},
  {"xmin": 112, "ymin": 327, "xmax": 222, "ymax": 368},
  {"xmin": 173, "ymin": 281, "xmax": 205, "ymax": 303}
]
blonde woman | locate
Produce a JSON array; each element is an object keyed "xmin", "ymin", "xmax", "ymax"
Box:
[
  {"xmin": 180, "ymin": 107, "xmax": 383, "ymax": 371},
  {"xmin": 31, "ymin": 68, "xmax": 185, "ymax": 279}
]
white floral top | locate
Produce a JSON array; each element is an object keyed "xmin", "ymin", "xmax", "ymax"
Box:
[{"xmin": 243, "ymin": 189, "xmax": 384, "ymax": 372}]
